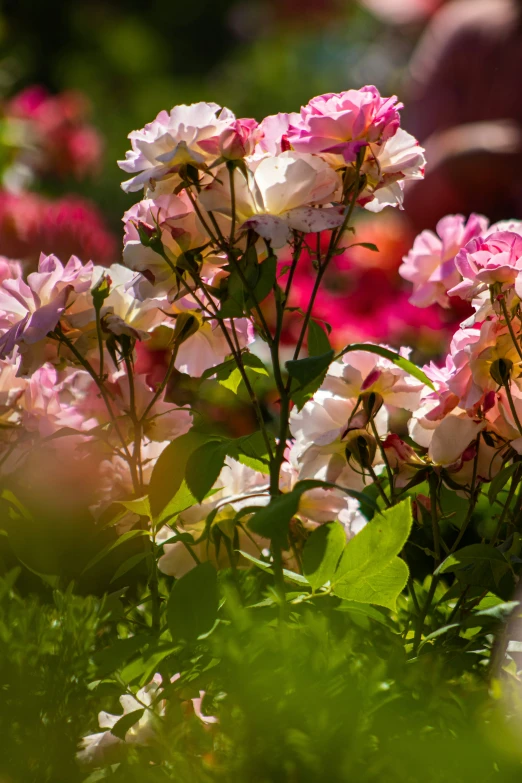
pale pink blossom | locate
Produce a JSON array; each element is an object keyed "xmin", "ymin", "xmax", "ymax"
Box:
[
  {"xmin": 440, "ymin": 321, "xmax": 522, "ymax": 411},
  {"xmin": 68, "ymin": 265, "xmax": 168, "ymax": 360},
  {"xmin": 449, "ymin": 231, "xmax": 522, "ymax": 300},
  {"xmin": 289, "ymin": 389, "xmax": 373, "ymax": 490},
  {"xmin": 0, "ymin": 253, "xmax": 93, "ymax": 375},
  {"xmin": 0, "ymin": 256, "xmax": 22, "ymax": 284},
  {"xmin": 200, "ymin": 151, "xmax": 344, "ymax": 247},
  {"xmin": 158, "ymin": 456, "xmax": 270, "ymax": 578},
  {"xmin": 78, "ymin": 679, "xmax": 164, "ymax": 767},
  {"xmin": 255, "ymin": 112, "xmax": 300, "ymax": 156},
  {"xmin": 399, "ymin": 213, "xmax": 488, "ymax": 308},
  {"xmin": 122, "ymin": 192, "xmax": 208, "ymax": 292},
  {"xmin": 325, "ymin": 349, "xmax": 424, "ymax": 413},
  {"xmin": 287, "ymin": 86, "xmax": 402, "ymax": 163},
  {"xmin": 357, "ymin": 129, "xmax": 426, "ymax": 212},
  {"xmin": 281, "ymin": 453, "xmax": 366, "ymax": 535},
  {"xmin": 118, "ymin": 102, "xmax": 237, "ymax": 192},
  {"xmin": 174, "ymin": 315, "xmax": 253, "ymax": 377},
  {"xmin": 197, "ymin": 117, "xmax": 260, "ymax": 159}
]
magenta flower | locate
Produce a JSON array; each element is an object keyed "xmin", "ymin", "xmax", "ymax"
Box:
[{"xmin": 287, "ymin": 86, "xmax": 402, "ymax": 163}]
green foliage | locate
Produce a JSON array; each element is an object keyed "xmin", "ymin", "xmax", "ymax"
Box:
[
  {"xmin": 167, "ymin": 562, "xmax": 219, "ymax": 642},
  {"xmin": 436, "ymin": 544, "xmax": 510, "ymax": 590},
  {"xmin": 0, "ymin": 576, "xmax": 106, "ymax": 783},
  {"xmin": 302, "ymin": 521, "xmax": 345, "ymax": 590},
  {"xmin": 330, "ymin": 500, "xmax": 412, "ymax": 609}
]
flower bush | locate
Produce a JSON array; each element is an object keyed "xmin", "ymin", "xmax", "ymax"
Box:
[{"xmin": 3, "ymin": 86, "xmax": 522, "ymax": 782}]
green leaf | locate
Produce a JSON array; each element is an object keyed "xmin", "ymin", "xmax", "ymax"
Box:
[
  {"xmin": 348, "ymin": 242, "xmax": 379, "ymax": 252},
  {"xmin": 148, "ymin": 430, "xmax": 209, "ymax": 519},
  {"xmin": 307, "ymin": 319, "xmax": 332, "ymax": 356},
  {"xmin": 488, "ymin": 462, "xmax": 519, "ymax": 504},
  {"xmin": 227, "ymin": 430, "xmax": 273, "ymax": 474},
  {"xmin": 418, "ymin": 623, "xmax": 460, "ymax": 650},
  {"xmin": 333, "ymin": 557, "xmax": 409, "ymax": 610},
  {"xmin": 186, "ymin": 439, "xmax": 228, "ymax": 503},
  {"xmin": 218, "ymin": 366, "xmax": 243, "ymax": 394},
  {"xmin": 247, "ymin": 489, "xmax": 304, "ymax": 547},
  {"xmin": 213, "ymin": 352, "xmax": 269, "ymax": 395},
  {"xmin": 81, "ymin": 530, "xmax": 150, "ymax": 575},
  {"xmin": 435, "ymin": 544, "xmax": 510, "ymax": 587},
  {"xmin": 92, "ymin": 635, "xmax": 148, "ymax": 678},
  {"xmin": 249, "ymin": 254, "xmax": 277, "ymax": 306},
  {"xmin": 167, "ymin": 562, "xmax": 219, "ymax": 642},
  {"xmin": 110, "ymin": 708, "xmax": 145, "ymax": 740},
  {"xmin": 336, "ymin": 600, "xmax": 395, "ymax": 628},
  {"xmin": 116, "ymin": 496, "xmax": 151, "ymax": 518},
  {"xmin": 201, "ymin": 358, "xmax": 236, "ymax": 381},
  {"xmin": 217, "ymin": 353, "xmax": 269, "ymax": 395},
  {"xmin": 110, "ymin": 552, "xmax": 149, "ymax": 584},
  {"xmin": 464, "ymin": 600, "xmax": 520, "ymax": 628},
  {"xmin": 286, "ymin": 351, "xmax": 334, "ymax": 388},
  {"xmin": 331, "ymin": 500, "xmax": 412, "ymax": 609},
  {"xmin": 302, "ymin": 521, "xmax": 346, "ymax": 590},
  {"xmin": 239, "ymin": 550, "xmax": 309, "ymax": 585},
  {"xmin": 334, "ymin": 499, "xmax": 412, "ymax": 584},
  {"xmin": 286, "ymin": 350, "xmax": 335, "ymax": 409},
  {"xmin": 119, "ymin": 644, "xmax": 177, "ymax": 686},
  {"xmin": 341, "ymin": 344, "xmax": 435, "ymax": 390},
  {"xmin": 156, "ymin": 480, "xmax": 197, "ymax": 525}
]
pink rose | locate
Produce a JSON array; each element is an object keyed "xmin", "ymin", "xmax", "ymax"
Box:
[{"xmin": 287, "ymin": 86, "xmax": 403, "ymax": 163}]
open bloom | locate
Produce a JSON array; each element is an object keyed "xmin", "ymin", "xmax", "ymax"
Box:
[
  {"xmin": 200, "ymin": 151, "xmax": 344, "ymax": 247},
  {"xmin": 158, "ymin": 456, "xmax": 270, "ymax": 577},
  {"xmin": 118, "ymin": 102, "xmax": 237, "ymax": 192},
  {"xmin": 324, "ymin": 348, "xmax": 424, "ymax": 413},
  {"xmin": 289, "ymin": 388, "xmax": 373, "ymax": 490},
  {"xmin": 399, "ymin": 213, "xmax": 488, "ymax": 308},
  {"xmin": 255, "ymin": 112, "xmax": 300, "ymax": 156},
  {"xmin": 0, "ymin": 253, "xmax": 93, "ymax": 375},
  {"xmin": 197, "ymin": 117, "xmax": 260, "ymax": 159},
  {"xmin": 287, "ymin": 86, "xmax": 402, "ymax": 163},
  {"xmin": 449, "ymin": 231, "xmax": 522, "ymax": 300},
  {"xmin": 122, "ymin": 192, "xmax": 207, "ymax": 288},
  {"xmin": 77, "ymin": 679, "xmax": 164, "ymax": 767},
  {"xmin": 357, "ymin": 129, "xmax": 426, "ymax": 212}
]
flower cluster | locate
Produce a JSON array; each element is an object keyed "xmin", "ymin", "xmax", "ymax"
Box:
[{"xmin": 0, "ymin": 86, "xmax": 427, "ymax": 588}]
